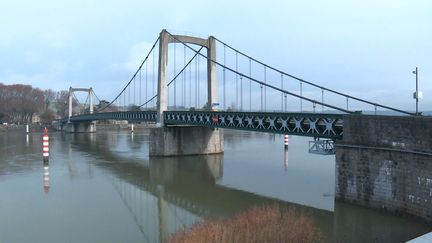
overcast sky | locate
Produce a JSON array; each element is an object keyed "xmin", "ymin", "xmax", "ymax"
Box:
[{"xmin": 0, "ymin": 0, "xmax": 431, "ymax": 111}]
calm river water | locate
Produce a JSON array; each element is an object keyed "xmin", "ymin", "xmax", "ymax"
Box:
[{"xmin": 0, "ymin": 128, "xmax": 430, "ymax": 242}]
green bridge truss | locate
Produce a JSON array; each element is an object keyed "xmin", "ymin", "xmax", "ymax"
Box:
[{"xmin": 62, "ymin": 111, "xmax": 343, "ymax": 139}]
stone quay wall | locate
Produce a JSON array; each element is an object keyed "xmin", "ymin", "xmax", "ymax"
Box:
[{"xmin": 335, "ymin": 115, "xmax": 432, "ymax": 222}]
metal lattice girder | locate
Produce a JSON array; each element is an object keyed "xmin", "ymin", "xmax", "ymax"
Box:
[
  {"xmin": 308, "ymin": 139, "xmax": 336, "ymax": 155},
  {"xmin": 61, "ymin": 110, "xmax": 343, "ymax": 139},
  {"xmin": 164, "ymin": 111, "xmax": 343, "ymax": 139},
  {"xmin": 67, "ymin": 111, "xmax": 157, "ymax": 123}
]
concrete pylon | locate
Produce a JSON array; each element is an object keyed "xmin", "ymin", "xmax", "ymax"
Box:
[
  {"xmin": 156, "ymin": 29, "xmax": 218, "ymax": 126},
  {"xmin": 89, "ymin": 87, "xmax": 93, "ymax": 114},
  {"xmin": 156, "ymin": 30, "xmax": 169, "ymax": 126},
  {"xmin": 68, "ymin": 86, "xmax": 73, "ymax": 122},
  {"xmin": 207, "ymin": 36, "xmax": 217, "ymax": 110}
]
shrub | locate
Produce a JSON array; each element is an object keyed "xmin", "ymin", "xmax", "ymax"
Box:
[{"xmin": 167, "ymin": 204, "xmax": 322, "ymax": 243}]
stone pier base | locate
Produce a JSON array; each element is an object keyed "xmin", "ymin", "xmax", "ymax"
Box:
[
  {"xmin": 64, "ymin": 122, "xmax": 96, "ymax": 133},
  {"xmin": 149, "ymin": 126, "xmax": 223, "ymax": 156}
]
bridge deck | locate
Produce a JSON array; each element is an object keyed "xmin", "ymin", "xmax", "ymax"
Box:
[{"xmin": 62, "ymin": 110, "xmax": 343, "ymax": 139}]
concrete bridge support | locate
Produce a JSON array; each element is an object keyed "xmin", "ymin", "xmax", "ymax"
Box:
[
  {"xmin": 335, "ymin": 115, "xmax": 432, "ymax": 222},
  {"xmin": 156, "ymin": 29, "xmax": 217, "ymax": 125},
  {"xmin": 66, "ymin": 86, "xmax": 96, "ymax": 133},
  {"xmin": 64, "ymin": 121, "xmax": 96, "ymax": 133},
  {"xmin": 153, "ymin": 30, "xmax": 222, "ymax": 156},
  {"xmin": 149, "ymin": 126, "xmax": 223, "ymax": 156}
]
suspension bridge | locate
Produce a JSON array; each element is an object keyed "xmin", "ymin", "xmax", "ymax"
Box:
[
  {"xmin": 58, "ymin": 29, "xmax": 432, "ymax": 225},
  {"xmin": 60, "ymin": 29, "xmax": 416, "ymax": 153}
]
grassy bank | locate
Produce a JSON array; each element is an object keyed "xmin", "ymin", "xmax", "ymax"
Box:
[{"xmin": 167, "ymin": 205, "xmax": 322, "ymax": 243}]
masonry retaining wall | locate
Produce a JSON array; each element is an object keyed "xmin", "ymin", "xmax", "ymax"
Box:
[{"xmin": 335, "ymin": 115, "xmax": 432, "ymax": 222}]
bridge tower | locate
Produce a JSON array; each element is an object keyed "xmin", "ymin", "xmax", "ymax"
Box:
[
  {"xmin": 68, "ymin": 87, "xmax": 94, "ymax": 122},
  {"xmin": 156, "ymin": 29, "xmax": 217, "ymax": 125},
  {"xmin": 64, "ymin": 87, "xmax": 96, "ymax": 133},
  {"xmin": 150, "ymin": 29, "xmax": 223, "ymax": 156}
]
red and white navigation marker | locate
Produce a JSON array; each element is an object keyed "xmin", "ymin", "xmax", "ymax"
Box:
[
  {"xmin": 284, "ymin": 134, "xmax": 289, "ymax": 150},
  {"xmin": 43, "ymin": 127, "xmax": 49, "ymax": 162}
]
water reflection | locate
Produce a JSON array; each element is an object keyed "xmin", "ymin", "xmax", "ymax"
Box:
[
  {"xmin": 67, "ymin": 134, "xmax": 331, "ymax": 241},
  {"xmin": 284, "ymin": 150, "xmax": 289, "ymax": 171},
  {"xmin": 43, "ymin": 161, "xmax": 50, "ymax": 193},
  {"xmin": 1, "ymin": 130, "xmax": 430, "ymax": 243},
  {"xmin": 82, "ymin": 131, "xmax": 430, "ymax": 242},
  {"xmin": 106, "ymin": 155, "xmax": 221, "ymax": 242},
  {"xmin": 0, "ymin": 133, "xmax": 44, "ymax": 176}
]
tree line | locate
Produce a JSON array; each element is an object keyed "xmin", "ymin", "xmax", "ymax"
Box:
[{"xmin": 0, "ymin": 83, "xmax": 73, "ymax": 124}]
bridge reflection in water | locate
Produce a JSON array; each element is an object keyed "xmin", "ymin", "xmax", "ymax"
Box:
[{"xmin": 65, "ymin": 132, "xmax": 429, "ymax": 243}]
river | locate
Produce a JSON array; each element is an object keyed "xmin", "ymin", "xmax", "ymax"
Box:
[{"xmin": 0, "ymin": 128, "xmax": 430, "ymax": 242}]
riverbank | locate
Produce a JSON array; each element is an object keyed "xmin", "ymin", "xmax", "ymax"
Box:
[
  {"xmin": 97, "ymin": 123, "xmax": 155, "ymax": 131},
  {"xmin": 0, "ymin": 124, "xmax": 56, "ymax": 133},
  {"xmin": 0, "ymin": 122, "xmax": 156, "ymax": 134}
]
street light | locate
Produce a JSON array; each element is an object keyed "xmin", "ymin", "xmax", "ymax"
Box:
[{"xmin": 412, "ymin": 67, "xmax": 422, "ymax": 115}]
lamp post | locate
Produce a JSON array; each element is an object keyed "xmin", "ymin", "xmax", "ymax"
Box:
[{"xmin": 413, "ymin": 67, "xmax": 419, "ymax": 115}]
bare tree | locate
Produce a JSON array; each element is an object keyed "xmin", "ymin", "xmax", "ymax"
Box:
[
  {"xmin": 0, "ymin": 84, "xmax": 44, "ymax": 124},
  {"xmin": 44, "ymin": 89, "xmax": 56, "ymax": 110},
  {"xmin": 55, "ymin": 90, "xmax": 70, "ymax": 117}
]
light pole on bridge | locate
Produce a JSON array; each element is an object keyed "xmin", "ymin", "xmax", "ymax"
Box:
[{"xmin": 412, "ymin": 67, "xmax": 422, "ymax": 115}]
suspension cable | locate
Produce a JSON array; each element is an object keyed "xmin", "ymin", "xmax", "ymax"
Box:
[
  {"xmin": 249, "ymin": 58, "xmax": 252, "ymax": 111},
  {"xmin": 93, "ymin": 90, "xmax": 102, "ymax": 103},
  {"xmin": 152, "ymin": 46, "xmax": 156, "ymax": 107},
  {"xmin": 223, "ymin": 44, "xmax": 226, "ymax": 110},
  {"xmin": 280, "ymin": 74, "xmax": 283, "ymax": 111},
  {"xmin": 133, "ymin": 75, "xmax": 136, "ymax": 105},
  {"xmin": 236, "ymin": 52, "xmax": 238, "ymax": 110},
  {"xmin": 183, "ymin": 45, "xmax": 186, "ymax": 107},
  {"xmin": 139, "ymin": 68, "xmax": 142, "ymax": 105},
  {"xmin": 214, "ymin": 37, "xmax": 415, "ymax": 115},
  {"xmin": 173, "ymin": 43, "xmax": 177, "ymax": 108},
  {"xmin": 145, "ymin": 59, "xmax": 148, "ymax": 109},
  {"xmin": 83, "ymin": 95, "xmax": 89, "ymax": 113},
  {"xmin": 167, "ymin": 31, "xmax": 353, "ymax": 113},
  {"xmin": 197, "ymin": 54, "xmax": 200, "ymax": 107},
  {"xmin": 138, "ymin": 46, "xmax": 204, "ymax": 108},
  {"xmin": 99, "ymin": 36, "xmax": 160, "ymax": 111}
]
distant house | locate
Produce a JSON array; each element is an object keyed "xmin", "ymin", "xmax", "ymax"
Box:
[{"xmin": 32, "ymin": 114, "xmax": 41, "ymax": 124}]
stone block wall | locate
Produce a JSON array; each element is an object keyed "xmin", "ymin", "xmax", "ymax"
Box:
[{"xmin": 335, "ymin": 115, "xmax": 432, "ymax": 222}]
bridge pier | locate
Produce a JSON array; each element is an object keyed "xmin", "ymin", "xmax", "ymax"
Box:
[
  {"xmin": 335, "ymin": 115, "xmax": 432, "ymax": 222},
  {"xmin": 64, "ymin": 121, "xmax": 96, "ymax": 133},
  {"xmin": 149, "ymin": 126, "xmax": 223, "ymax": 156}
]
